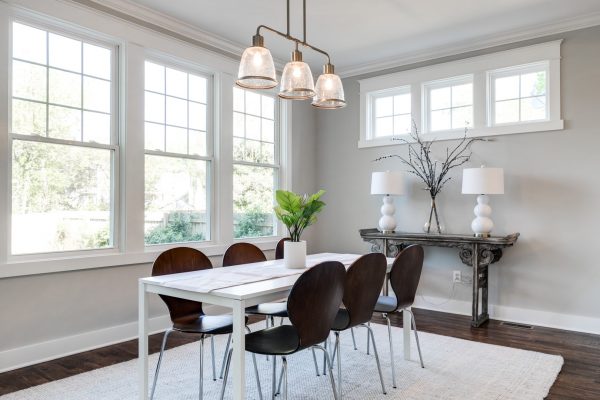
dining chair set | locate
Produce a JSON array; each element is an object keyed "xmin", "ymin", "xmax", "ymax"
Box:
[{"xmin": 149, "ymin": 239, "xmax": 425, "ymax": 400}]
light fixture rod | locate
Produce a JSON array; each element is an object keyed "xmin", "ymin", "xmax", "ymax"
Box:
[
  {"xmin": 255, "ymin": 24, "xmax": 331, "ymax": 64},
  {"xmin": 286, "ymin": 0, "xmax": 290, "ymax": 36},
  {"xmin": 303, "ymin": 0, "xmax": 306, "ymax": 43}
]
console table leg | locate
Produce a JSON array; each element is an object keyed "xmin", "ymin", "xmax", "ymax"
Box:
[
  {"xmin": 471, "ymin": 244, "xmax": 490, "ymax": 327},
  {"xmin": 471, "ymin": 243, "xmax": 481, "ymax": 327}
]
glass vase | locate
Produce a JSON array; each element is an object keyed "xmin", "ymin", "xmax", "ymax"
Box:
[{"xmin": 423, "ymin": 197, "xmax": 445, "ymax": 234}]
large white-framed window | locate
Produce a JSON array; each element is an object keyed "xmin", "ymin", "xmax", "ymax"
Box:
[
  {"xmin": 368, "ymin": 87, "xmax": 412, "ymax": 138},
  {"xmin": 488, "ymin": 62, "xmax": 549, "ymax": 126},
  {"xmin": 232, "ymin": 87, "xmax": 280, "ymax": 239},
  {"xmin": 9, "ymin": 20, "xmax": 118, "ymax": 256},
  {"xmin": 143, "ymin": 60, "xmax": 213, "ymax": 246},
  {"xmin": 358, "ymin": 40, "xmax": 563, "ymax": 148},
  {"xmin": 423, "ymin": 75, "xmax": 473, "ymax": 133}
]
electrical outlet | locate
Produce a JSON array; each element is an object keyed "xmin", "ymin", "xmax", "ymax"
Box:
[{"xmin": 453, "ymin": 270, "xmax": 461, "ymax": 283}]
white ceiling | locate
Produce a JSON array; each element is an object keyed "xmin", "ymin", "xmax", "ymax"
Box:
[{"xmin": 120, "ymin": 0, "xmax": 600, "ymax": 75}]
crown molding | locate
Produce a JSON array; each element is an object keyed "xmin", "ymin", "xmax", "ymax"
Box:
[{"xmin": 338, "ymin": 11, "xmax": 600, "ymax": 78}]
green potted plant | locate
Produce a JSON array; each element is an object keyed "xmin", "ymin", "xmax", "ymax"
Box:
[{"xmin": 274, "ymin": 189, "xmax": 326, "ymax": 268}]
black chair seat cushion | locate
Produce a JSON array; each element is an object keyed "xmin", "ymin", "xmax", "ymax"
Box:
[
  {"xmin": 173, "ymin": 314, "xmax": 248, "ymax": 335},
  {"xmin": 374, "ymin": 295, "xmax": 398, "ymax": 313},
  {"xmin": 245, "ymin": 302, "xmax": 288, "ymax": 317},
  {"xmin": 332, "ymin": 308, "xmax": 351, "ymax": 331},
  {"xmin": 245, "ymin": 325, "xmax": 300, "ymax": 356}
]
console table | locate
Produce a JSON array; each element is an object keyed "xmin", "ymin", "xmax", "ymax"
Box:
[{"xmin": 359, "ymin": 228, "xmax": 520, "ymax": 327}]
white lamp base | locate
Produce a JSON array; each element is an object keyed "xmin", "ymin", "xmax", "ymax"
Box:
[
  {"xmin": 471, "ymin": 194, "xmax": 494, "ymax": 237},
  {"xmin": 378, "ymin": 195, "xmax": 397, "ymax": 233}
]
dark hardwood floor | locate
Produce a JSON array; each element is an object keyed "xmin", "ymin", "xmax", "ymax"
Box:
[{"xmin": 1, "ymin": 309, "xmax": 599, "ymax": 398}]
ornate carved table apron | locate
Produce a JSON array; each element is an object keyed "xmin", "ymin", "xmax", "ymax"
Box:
[{"xmin": 359, "ymin": 228, "xmax": 520, "ymax": 327}]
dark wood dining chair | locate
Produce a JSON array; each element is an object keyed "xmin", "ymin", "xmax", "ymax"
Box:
[
  {"xmin": 373, "ymin": 244, "xmax": 425, "ymax": 389},
  {"xmin": 274, "ymin": 237, "xmax": 290, "ymax": 260},
  {"xmin": 150, "ymin": 247, "xmax": 262, "ymax": 400},
  {"xmin": 330, "ymin": 252, "xmax": 387, "ymax": 398},
  {"xmin": 221, "ymin": 261, "xmax": 345, "ymax": 400}
]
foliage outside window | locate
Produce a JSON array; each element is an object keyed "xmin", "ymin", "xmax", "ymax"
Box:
[
  {"xmin": 233, "ymin": 87, "xmax": 279, "ymax": 239},
  {"xmin": 143, "ymin": 61, "xmax": 211, "ymax": 245},
  {"xmin": 10, "ymin": 22, "xmax": 115, "ymax": 255}
]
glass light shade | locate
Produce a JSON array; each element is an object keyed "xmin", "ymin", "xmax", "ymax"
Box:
[
  {"xmin": 279, "ymin": 61, "xmax": 315, "ymax": 100},
  {"xmin": 312, "ymin": 73, "xmax": 346, "ymax": 109},
  {"xmin": 236, "ymin": 46, "xmax": 277, "ymax": 89}
]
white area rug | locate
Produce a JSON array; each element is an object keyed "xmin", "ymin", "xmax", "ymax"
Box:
[{"xmin": 1, "ymin": 322, "xmax": 563, "ymax": 399}]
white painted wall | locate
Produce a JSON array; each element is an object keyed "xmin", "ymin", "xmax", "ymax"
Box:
[{"xmin": 313, "ymin": 26, "xmax": 600, "ymax": 334}]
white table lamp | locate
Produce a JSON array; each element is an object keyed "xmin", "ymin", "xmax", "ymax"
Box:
[
  {"xmin": 371, "ymin": 171, "xmax": 404, "ymax": 233},
  {"xmin": 462, "ymin": 166, "xmax": 504, "ymax": 237}
]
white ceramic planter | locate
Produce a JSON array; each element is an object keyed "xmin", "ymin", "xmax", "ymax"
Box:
[{"xmin": 284, "ymin": 240, "xmax": 307, "ymax": 269}]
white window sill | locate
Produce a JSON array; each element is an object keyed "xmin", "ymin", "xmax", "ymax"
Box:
[
  {"xmin": 0, "ymin": 237, "xmax": 284, "ymax": 279},
  {"xmin": 358, "ymin": 119, "xmax": 564, "ymax": 149}
]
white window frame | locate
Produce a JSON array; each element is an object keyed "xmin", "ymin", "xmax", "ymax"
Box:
[
  {"xmin": 422, "ymin": 74, "xmax": 473, "ymax": 134},
  {"xmin": 487, "ymin": 61, "xmax": 550, "ymax": 127},
  {"xmin": 365, "ymin": 86, "xmax": 412, "ymax": 140},
  {"xmin": 358, "ymin": 40, "xmax": 563, "ymax": 148}
]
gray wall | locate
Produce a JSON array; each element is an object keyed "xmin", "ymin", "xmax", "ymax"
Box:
[{"xmin": 313, "ymin": 25, "xmax": 600, "ymax": 330}]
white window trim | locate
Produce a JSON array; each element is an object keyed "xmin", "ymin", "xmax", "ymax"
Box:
[
  {"xmin": 366, "ymin": 85, "xmax": 411, "ymax": 140},
  {"xmin": 358, "ymin": 40, "xmax": 563, "ymax": 149},
  {"xmin": 0, "ymin": 1, "xmax": 292, "ymax": 278}
]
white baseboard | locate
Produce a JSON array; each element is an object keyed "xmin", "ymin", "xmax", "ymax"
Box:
[{"xmin": 413, "ymin": 295, "xmax": 600, "ymax": 335}]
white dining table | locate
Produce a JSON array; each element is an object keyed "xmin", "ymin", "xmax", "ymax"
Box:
[{"xmin": 138, "ymin": 252, "xmax": 413, "ymax": 400}]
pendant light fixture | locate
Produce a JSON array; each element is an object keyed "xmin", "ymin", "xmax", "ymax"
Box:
[{"xmin": 236, "ymin": 0, "xmax": 346, "ymax": 109}]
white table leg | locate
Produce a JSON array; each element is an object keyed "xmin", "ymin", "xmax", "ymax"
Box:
[
  {"xmin": 403, "ymin": 307, "xmax": 411, "ymax": 361},
  {"xmin": 138, "ymin": 281, "xmax": 149, "ymax": 400},
  {"xmin": 232, "ymin": 300, "xmax": 246, "ymax": 400}
]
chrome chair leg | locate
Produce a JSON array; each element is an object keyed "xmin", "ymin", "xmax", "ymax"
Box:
[
  {"xmin": 275, "ymin": 361, "xmax": 284, "ymax": 395},
  {"xmin": 362, "ymin": 324, "xmax": 387, "ymax": 395},
  {"xmin": 272, "ymin": 350, "xmax": 277, "ymax": 400},
  {"xmin": 366, "ymin": 322, "xmax": 371, "ymax": 355},
  {"xmin": 350, "ymin": 328, "xmax": 357, "ymax": 350},
  {"xmin": 219, "ymin": 333, "xmax": 232, "ymax": 379},
  {"xmin": 334, "ymin": 332, "xmax": 342, "ymax": 399},
  {"xmin": 312, "ymin": 345, "xmax": 339, "ymax": 400},
  {"xmin": 220, "ymin": 347, "xmax": 263, "ymax": 400},
  {"xmin": 311, "ymin": 348, "xmax": 321, "ymax": 376},
  {"xmin": 252, "ymin": 351, "xmax": 264, "ymax": 400},
  {"xmin": 265, "ymin": 316, "xmax": 270, "ymax": 362},
  {"xmin": 282, "ymin": 356, "xmax": 288, "ymax": 400},
  {"xmin": 322, "ymin": 338, "xmax": 327, "ymax": 376},
  {"xmin": 384, "ymin": 314, "xmax": 397, "ymax": 388},
  {"xmin": 199, "ymin": 335, "xmax": 205, "ymax": 400},
  {"xmin": 150, "ymin": 328, "xmax": 173, "ymax": 400},
  {"xmin": 211, "ymin": 335, "xmax": 216, "ymax": 381},
  {"xmin": 406, "ymin": 308, "xmax": 425, "ymax": 368}
]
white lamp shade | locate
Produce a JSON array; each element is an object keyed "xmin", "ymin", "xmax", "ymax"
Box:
[
  {"xmin": 371, "ymin": 171, "xmax": 404, "ymax": 195},
  {"xmin": 462, "ymin": 167, "xmax": 504, "ymax": 194},
  {"xmin": 236, "ymin": 46, "xmax": 277, "ymax": 89}
]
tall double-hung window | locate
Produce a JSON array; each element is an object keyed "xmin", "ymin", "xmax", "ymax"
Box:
[{"xmin": 10, "ymin": 21, "xmax": 116, "ymax": 255}]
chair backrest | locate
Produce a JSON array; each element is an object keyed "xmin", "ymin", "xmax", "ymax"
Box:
[
  {"xmin": 222, "ymin": 242, "xmax": 267, "ymax": 267},
  {"xmin": 152, "ymin": 247, "xmax": 212, "ymax": 322},
  {"xmin": 343, "ymin": 253, "xmax": 387, "ymax": 328},
  {"xmin": 275, "ymin": 238, "xmax": 290, "ymax": 260},
  {"xmin": 389, "ymin": 245, "xmax": 424, "ymax": 310},
  {"xmin": 287, "ymin": 261, "xmax": 346, "ymax": 350}
]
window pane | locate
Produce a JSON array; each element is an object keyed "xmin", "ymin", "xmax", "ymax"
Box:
[
  {"xmin": 233, "ymin": 112, "xmax": 245, "ymax": 138},
  {"xmin": 375, "ymin": 116, "xmax": 393, "ymax": 137},
  {"xmin": 145, "ymin": 155, "xmax": 208, "ymax": 244},
  {"xmin": 246, "ymin": 115, "xmax": 261, "ymax": 140},
  {"xmin": 49, "ymin": 33, "xmax": 81, "ymax": 73},
  {"xmin": 452, "ymin": 83, "xmax": 472, "ymax": 107},
  {"xmin": 495, "ymin": 75, "xmax": 519, "ymax": 101},
  {"xmin": 13, "ymin": 23, "xmax": 46, "ymax": 64},
  {"xmin": 521, "ymin": 71, "xmax": 546, "ymax": 97},
  {"xmin": 12, "ymin": 99, "xmax": 46, "ymax": 136},
  {"xmin": 166, "ymin": 67, "xmax": 187, "ymax": 98},
  {"xmin": 49, "ymin": 69, "xmax": 81, "ymax": 108},
  {"xmin": 83, "ymin": 111, "xmax": 111, "ymax": 144},
  {"xmin": 165, "ymin": 126, "xmax": 188, "ymax": 154},
  {"xmin": 262, "ymin": 96, "xmax": 275, "ymax": 119},
  {"xmin": 48, "ymin": 105, "xmax": 81, "ymax": 141},
  {"xmin": 394, "ymin": 94, "xmax": 410, "ymax": 115},
  {"xmin": 145, "ymin": 62, "xmax": 165, "ymax": 93},
  {"xmin": 521, "ymin": 96, "xmax": 546, "ymax": 121},
  {"xmin": 246, "ymin": 91, "xmax": 261, "ymax": 116},
  {"xmin": 430, "ymin": 87, "xmax": 451, "ymax": 110},
  {"xmin": 261, "ymin": 142, "xmax": 275, "ymax": 164},
  {"xmin": 145, "ymin": 122, "xmax": 165, "ymax": 151},
  {"xmin": 430, "ymin": 109, "xmax": 451, "ymax": 131},
  {"xmin": 13, "ymin": 60, "xmax": 47, "ymax": 101},
  {"xmin": 145, "ymin": 92, "xmax": 165, "ymax": 124},
  {"xmin": 495, "ymin": 99, "xmax": 519, "ymax": 124},
  {"xmin": 262, "ymin": 118, "xmax": 275, "ymax": 143},
  {"xmin": 393, "ymin": 114, "xmax": 411, "ymax": 135},
  {"xmin": 233, "ymin": 138, "xmax": 245, "ymax": 160},
  {"xmin": 83, "ymin": 44, "xmax": 111, "ymax": 80},
  {"xmin": 233, "ymin": 165, "xmax": 275, "ymax": 238},
  {"xmin": 245, "ymin": 140, "xmax": 262, "ymax": 162},
  {"xmin": 375, "ymin": 96, "xmax": 393, "ymax": 117},
  {"xmin": 189, "ymin": 75, "xmax": 207, "ymax": 103},
  {"xmin": 12, "ymin": 140, "xmax": 112, "ymax": 254},
  {"xmin": 166, "ymin": 96, "xmax": 188, "ymax": 127},
  {"xmin": 189, "ymin": 102, "xmax": 206, "ymax": 131},
  {"xmin": 233, "ymin": 87, "xmax": 245, "ymax": 112},
  {"xmin": 451, "ymin": 106, "xmax": 472, "ymax": 129},
  {"xmin": 83, "ymin": 77, "xmax": 111, "ymax": 113},
  {"xmin": 189, "ymin": 130, "xmax": 206, "ymax": 156}
]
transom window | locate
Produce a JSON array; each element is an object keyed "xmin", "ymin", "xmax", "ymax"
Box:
[
  {"xmin": 10, "ymin": 21, "xmax": 116, "ymax": 255},
  {"xmin": 371, "ymin": 87, "xmax": 411, "ymax": 138},
  {"xmin": 232, "ymin": 87, "xmax": 279, "ymax": 239},
  {"xmin": 489, "ymin": 63, "xmax": 548, "ymax": 125},
  {"xmin": 424, "ymin": 76, "xmax": 473, "ymax": 132},
  {"xmin": 143, "ymin": 61, "xmax": 211, "ymax": 245}
]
